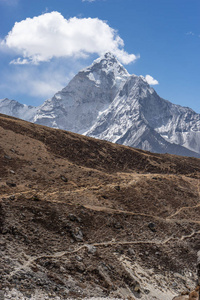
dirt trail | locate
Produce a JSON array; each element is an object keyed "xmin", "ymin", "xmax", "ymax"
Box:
[
  {"xmin": 7, "ymin": 228, "xmax": 200, "ymax": 281},
  {"xmin": 3, "ymin": 186, "xmax": 200, "ymax": 225},
  {"xmin": 167, "ymin": 203, "xmax": 200, "ymax": 219}
]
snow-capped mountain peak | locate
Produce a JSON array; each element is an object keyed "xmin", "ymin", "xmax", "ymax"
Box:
[
  {"xmin": 84, "ymin": 52, "xmax": 130, "ymax": 77},
  {"xmin": 77, "ymin": 52, "xmax": 130, "ymax": 90},
  {"xmin": 1, "ymin": 52, "xmax": 200, "ymax": 158},
  {"xmin": 33, "ymin": 52, "xmax": 130, "ymax": 133}
]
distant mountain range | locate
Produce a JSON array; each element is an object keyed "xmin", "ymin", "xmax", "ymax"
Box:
[{"xmin": 1, "ymin": 52, "xmax": 200, "ymax": 158}]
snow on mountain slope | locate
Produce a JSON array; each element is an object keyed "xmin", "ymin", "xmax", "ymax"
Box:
[
  {"xmin": 85, "ymin": 75, "xmax": 200, "ymax": 157},
  {"xmin": 138, "ymin": 88, "xmax": 200, "ymax": 154},
  {"xmin": 0, "ymin": 98, "xmax": 37, "ymax": 122},
  {"xmin": 33, "ymin": 52, "xmax": 130, "ymax": 133},
  {"xmin": 0, "ymin": 52, "xmax": 200, "ymax": 157}
]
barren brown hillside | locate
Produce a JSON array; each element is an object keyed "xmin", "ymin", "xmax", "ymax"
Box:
[{"xmin": 0, "ymin": 113, "xmax": 200, "ymax": 300}]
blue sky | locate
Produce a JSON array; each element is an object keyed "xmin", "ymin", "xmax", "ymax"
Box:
[{"xmin": 0, "ymin": 0, "xmax": 199, "ymax": 112}]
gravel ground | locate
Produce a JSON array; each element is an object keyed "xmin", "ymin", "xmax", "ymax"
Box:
[{"xmin": 2, "ymin": 289, "xmax": 123, "ymax": 300}]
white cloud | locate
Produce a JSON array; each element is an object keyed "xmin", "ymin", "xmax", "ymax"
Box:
[
  {"xmin": 0, "ymin": 63, "xmax": 77, "ymax": 101},
  {"xmin": 1, "ymin": 11, "xmax": 138, "ymax": 65},
  {"xmin": 145, "ymin": 75, "xmax": 159, "ymax": 85},
  {"xmin": 82, "ymin": 0, "xmax": 96, "ymax": 2},
  {"xmin": 10, "ymin": 58, "xmax": 30, "ymax": 65}
]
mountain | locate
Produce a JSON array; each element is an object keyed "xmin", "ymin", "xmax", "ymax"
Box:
[
  {"xmin": 86, "ymin": 74, "xmax": 200, "ymax": 157},
  {"xmin": 0, "ymin": 52, "xmax": 200, "ymax": 157},
  {"xmin": 0, "ymin": 98, "xmax": 37, "ymax": 122},
  {"xmin": 33, "ymin": 52, "xmax": 130, "ymax": 133},
  {"xmin": 1, "ymin": 113, "xmax": 200, "ymax": 299}
]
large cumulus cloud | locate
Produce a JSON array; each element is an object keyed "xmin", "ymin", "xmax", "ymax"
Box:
[{"xmin": 2, "ymin": 11, "xmax": 138, "ymax": 65}]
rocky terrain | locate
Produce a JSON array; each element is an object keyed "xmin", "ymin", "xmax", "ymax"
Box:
[{"xmin": 0, "ymin": 113, "xmax": 200, "ymax": 299}]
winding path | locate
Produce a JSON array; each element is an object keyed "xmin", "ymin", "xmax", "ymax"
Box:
[{"xmin": 7, "ymin": 229, "xmax": 200, "ymax": 279}]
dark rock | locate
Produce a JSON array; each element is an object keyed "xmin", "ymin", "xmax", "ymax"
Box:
[
  {"xmin": 60, "ymin": 175, "xmax": 68, "ymax": 182},
  {"xmin": 1, "ymin": 228, "xmax": 8, "ymax": 234},
  {"xmin": 68, "ymin": 214, "xmax": 77, "ymax": 221},
  {"xmin": 68, "ymin": 214, "xmax": 81, "ymax": 222},
  {"xmin": 116, "ymin": 246, "xmax": 124, "ymax": 254},
  {"xmin": 25, "ymin": 293, "xmax": 32, "ymax": 299},
  {"xmin": 33, "ymin": 195, "xmax": 40, "ymax": 201},
  {"xmin": 128, "ymin": 248, "xmax": 135, "ymax": 256},
  {"xmin": 71, "ymin": 228, "xmax": 83, "ymax": 242},
  {"xmin": 134, "ymin": 284, "xmax": 141, "ymax": 293},
  {"xmin": 148, "ymin": 222, "xmax": 156, "ymax": 232},
  {"xmin": 114, "ymin": 185, "xmax": 120, "ymax": 191},
  {"xmin": 6, "ymin": 182, "xmax": 16, "ymax": 187},
  {"xmin": 64, "ymin": 222, "xmax": 72, "ymax": 231},
  {"xmin": 4, "ymin": 155, "xmax": 11, "ymax": 160},
  {"xmin": 75, "ymin": 255, "xmax": 83, "ymax": 262},
  {"xmin": 114, "ymin": 222, "xmax": 123, "ymax": 229},
  {"xmin": 172, "ymin": 282, "xmax": 177, "ymax": 288},
  {"xmin": 76, "ymin": 262, "xmax": 86, "ymax": 273}
]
